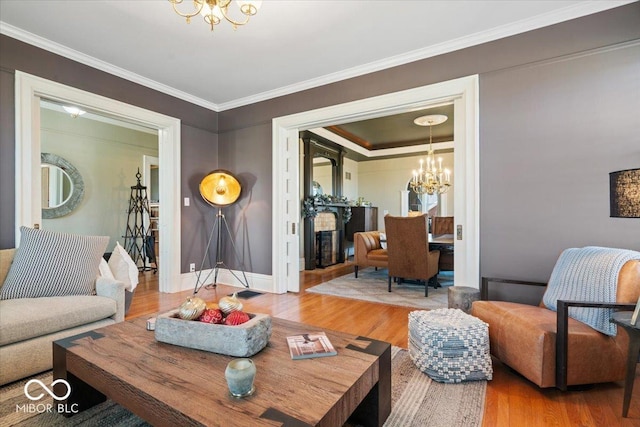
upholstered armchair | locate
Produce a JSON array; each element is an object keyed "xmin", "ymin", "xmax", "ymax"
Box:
[
  {"xmin": 384, "ymin": 214, "xmax": 440, "ymax": 297},
  {"xmin": 432, "ymin": 216, "xmax": 454, "ymax": 271},
  {"xmin": 432, "ymin": 216, "xmax": 454, "ymax": 235},
  {"xmin": 471, "ymin": 247, "xmax": 640, "ymax": 389},
  {"xmin": 353, "ymin": 231, "xmax": 388, "ymax": 278}
]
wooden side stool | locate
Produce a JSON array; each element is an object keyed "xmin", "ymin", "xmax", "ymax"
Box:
[{"xmin": 448, "ymin": 286, "xmax": 480, "ymax": 314}]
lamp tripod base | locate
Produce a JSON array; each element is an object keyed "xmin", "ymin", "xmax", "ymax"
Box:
[
  {"xmin": 194, "ymin": 208, "xmax": 249, "ymax": 294},
  {"xmin": 204, "ymin": 259, "xmax": 249, "ymax": 291}
]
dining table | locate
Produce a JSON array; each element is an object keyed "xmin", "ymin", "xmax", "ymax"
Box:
[
  {"xmin": 429, "ymin": 233, "xmax": 454, "ymax": 245},
  {"xmin": 429, "ymin": 233, "xmax": 454, "ymax": 275}
]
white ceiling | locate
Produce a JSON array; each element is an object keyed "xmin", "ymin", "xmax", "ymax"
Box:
[{"xmin": 0, "ymin": 1, "xmax": 632, "ymax": 111}]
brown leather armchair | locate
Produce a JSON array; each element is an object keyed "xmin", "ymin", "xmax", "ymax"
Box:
[
  {"xmin": 353, "ymin": 231, "xmax": 388, "ymax": 278},
  {"xmin": 384, "ymin": 214, "xmax": 440, "ymax": 297},
  {"xmin": 471, "ymin": 253, "xmax": 640, "ymax": 389}
]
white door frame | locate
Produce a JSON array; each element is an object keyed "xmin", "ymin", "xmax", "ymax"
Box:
[
  {"xmin": 271, "ymin": 128, "xmax": 301, "ymax": 293},
  {"xmin": 15, "ymin": 71, "xmax": 182, "ymax": 293},
  {"xmin": 142, "ymin": 155, "xmax": 160, "ymax": 198},
  {"xmin": 273, "ymin": 75, "xmax": 479, "ymax": 292}
]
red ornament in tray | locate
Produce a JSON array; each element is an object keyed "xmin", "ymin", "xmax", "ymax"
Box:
[
  {"xmin": 224, "ymin": 311, "xmax": 250, "ymax": 326},
  {"xmin": 199, "ymin": 308, "xmax": 224, "ymax": 324}
]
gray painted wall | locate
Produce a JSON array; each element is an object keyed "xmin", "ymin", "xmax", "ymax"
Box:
[
  {"xmin": 180, "ymin": 125, "xmax": 219, "ymax": 273},
  {"xmin": 0, "ymin": 36, "xmax": 219, "ymax": 273},
  {"xmin": 0, "ymin": 70, "xmax": 15, "ymax": 244},
  {"xmin": 1, "ymin": 4, "xmax": 639, "ymax": 284},
  {"xmin": 218, "ymin": 123, "xmax": 272, "ymax": 274},
  {"xmin": 480, "ymin": 43, "xmax": 640, "ymax": 281},
  {"xmin": 217, "ymin": 4, "xmax": 640, "ymax": 281}
]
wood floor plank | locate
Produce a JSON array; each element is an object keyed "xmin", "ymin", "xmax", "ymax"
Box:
[{"xmin": 127, "ymin": 264, "xmax": 640, "ymax": 427}]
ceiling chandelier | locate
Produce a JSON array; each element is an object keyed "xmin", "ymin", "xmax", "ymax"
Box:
[
  {"xmin": 169, "ymin": 0, "xmax": 262, "ymax": 32},
  {"xmin": 410, "ymin": 114, "xmax": 451, "ymax": 196}
]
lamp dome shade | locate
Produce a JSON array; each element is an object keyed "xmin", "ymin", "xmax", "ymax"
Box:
[{"xmin": 199, "ymin": 170, "xmax": 241, "ymax": 207}]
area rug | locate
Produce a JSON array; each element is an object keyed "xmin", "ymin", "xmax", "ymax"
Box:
[
  {"xmin": 0, "ymin": 347, "xmax": 484, "ymax": 427},
  {"xmin": 307, "ymin": 268, "xmax": 454, "ymax": 310},
  {"xmin": 0, "ymin": 372, "xmax": 146, "ymax": 427}
]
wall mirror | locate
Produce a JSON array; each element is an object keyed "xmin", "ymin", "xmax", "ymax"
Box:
[
  {"xmin": 312, "ymin": 157, "xmax": 334, "ymax": 196},
  {"xmin": 41, "ymin": 152, "xmax": 84, "ymax": 218},
  {"xmin": 301, "ymin": 131, "xmax": 344, "ymax": 199}
]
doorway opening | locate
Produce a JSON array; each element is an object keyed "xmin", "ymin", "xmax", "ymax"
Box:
[
  {"xmin": 15, "ymin": 71, "xmax": 182, "ymax": 293},
  {"xmin": 273, "ymin": 75, "xmax": 479, "ymax": 293}
]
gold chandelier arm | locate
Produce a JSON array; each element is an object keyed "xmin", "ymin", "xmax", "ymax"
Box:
[
  {"xmin": 169, "ymin": 0, "xmax": 260, "ymax": 31},
  {"xmin": 219, "ymin": 6, "xmax": 251, "ymax": 28},
  {"xmin": 169, "ymin": 0, "xmax": 206, "ymax": 22}
]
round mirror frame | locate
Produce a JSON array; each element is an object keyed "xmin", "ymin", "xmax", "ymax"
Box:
[{"xmin": 41, "ymin": 152, "xmax": 84, "ymax": 219}]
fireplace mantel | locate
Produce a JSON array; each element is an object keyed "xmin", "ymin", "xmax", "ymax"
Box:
[
  {"xmin": 301, "ymin": 131, "xmax": 347, "ymax": 270},
  {"xmin": 304, "ymin": 204, "xmax": 348, "ymax": 269}
]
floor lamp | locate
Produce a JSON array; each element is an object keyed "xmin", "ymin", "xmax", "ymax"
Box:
[{"xmin": 193, "ymin": 169, "xmax": 249, "ymax": 294}]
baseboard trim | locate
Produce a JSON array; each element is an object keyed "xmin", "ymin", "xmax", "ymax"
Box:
[{"xmin": 179, "ymin": 268, "xmax": 276, "ymax": 294}]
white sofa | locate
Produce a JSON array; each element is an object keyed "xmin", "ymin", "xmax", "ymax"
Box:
[{"xmin": 0, "ymin": 248, "xmax": 125, "ymax": 385}]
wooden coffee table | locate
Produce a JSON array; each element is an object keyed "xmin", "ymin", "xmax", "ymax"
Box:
[{"xmin": 53, "ymin": 316, "xmax": 391, "ymax": 426}]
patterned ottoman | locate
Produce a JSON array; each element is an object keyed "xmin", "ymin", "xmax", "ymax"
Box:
[{"xmin": 408, "ymin": 308, "xmax": 493, "ymax": 383}]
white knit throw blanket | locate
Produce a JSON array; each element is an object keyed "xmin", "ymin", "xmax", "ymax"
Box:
[{"xmin": 543, "ymin": 246, "xmax": 640, "ymax": 336}]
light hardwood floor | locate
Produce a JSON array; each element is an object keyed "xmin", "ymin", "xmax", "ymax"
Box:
[{"xmin": 128, "ymin": 264, "xmax": 640, "ymax": 427}]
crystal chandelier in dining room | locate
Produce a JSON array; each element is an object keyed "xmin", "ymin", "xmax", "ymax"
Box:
[
  {"xmin": 168, "ymin": 0, "xmax": 262, "ymax": 31},
  {"xmin": 410, "ymin": 114, "xmax": 451, "ymax": 196}
]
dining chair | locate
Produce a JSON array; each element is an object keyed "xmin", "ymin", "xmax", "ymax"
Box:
[
  {"xmin": 432, "ymin": 216, "xmax": 454, "ymax": 236},
  {"xmin": 384, "ymin": 214, "xmax": 440, "ymax": 297},
  {"xmin": 431, "ymin": 216, "xmax": 454, "ymax": 271}
]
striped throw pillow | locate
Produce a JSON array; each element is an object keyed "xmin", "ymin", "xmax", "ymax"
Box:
[{"xmin": 0, "ymin": 227, "xmax": 109, "ymax": 300}]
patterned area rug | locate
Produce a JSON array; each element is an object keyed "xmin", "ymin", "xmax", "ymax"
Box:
[
  {"xmin": 0, "ymin": 372, "xmax": 146, "ymax": 426},
  {"xmin": 0, "ymin": 347, "xmax": 485, "ymax": 427},
  {"xmin": 307, "ymin": 268, "xmax": 454, "ymax": 310}
]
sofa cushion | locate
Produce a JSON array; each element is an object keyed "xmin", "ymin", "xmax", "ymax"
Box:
[
  {"xmin": 0, "ymin": 295, "xmax": 117, "ymax": 346},
  {"xmin": 379, "ymin": 232, "xmax": 387, "ymax": 249},
  {"xmin": 98, "ymin": 258, "xmax": 116, "ymax": 280},
  {"xmin": 108, "ymin": 241, "xmax": 139, "ymax": 292},
  {"xmin": 367, "ymin": 248, "xmax": 389, "ymax": 262},
  {"xmin": 0, "ymin": 227, "xmax": 108, "ymax": 300}
]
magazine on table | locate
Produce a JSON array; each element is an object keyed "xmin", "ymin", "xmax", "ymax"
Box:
[{"xmin": 286, "ymin": 332, "xmax": 337, "ymax": 359}]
